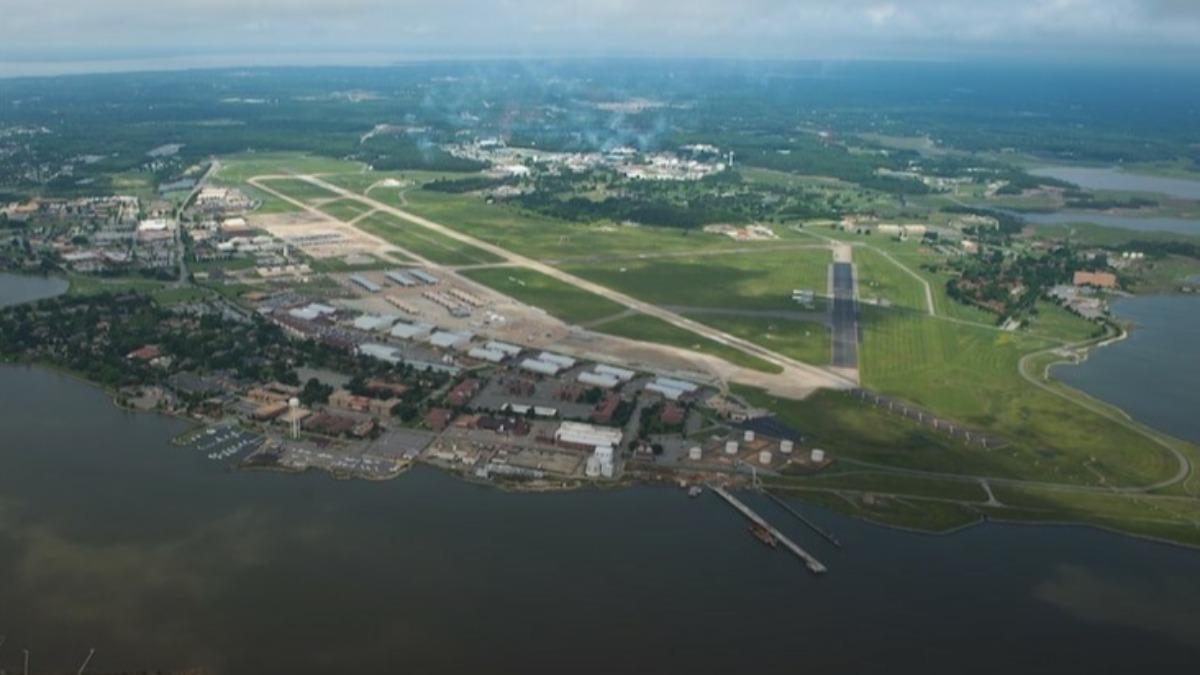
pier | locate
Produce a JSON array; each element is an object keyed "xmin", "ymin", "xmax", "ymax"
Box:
[
  {"xmin": 763, "ymin": 490, "xmax": 842, "ymax": 548},
  {"xmin": 710, "ymin": 485, "xmax": 827, "ymax": 574}
]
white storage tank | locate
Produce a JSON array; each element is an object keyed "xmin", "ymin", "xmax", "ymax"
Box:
[
  {"xmin": 758, "ymin": 450, "xmax": 772, "ymax": 465},
  {"xmin": 743, "ymin": 430, "xmax": 755, "ymax": 442},
  {"xmin": 811, "ymin": 448, "xmax": 826, "ymax": 463},
  {"xmin": 688, "ymin": 446, "xmax": 702, "ymax": 461},
  {"xmin": 780, "ymin": 440, "xmax": 794, "ymax": 454},
  {"xmin": 724, "ymin": 440, "xmax": 739, "ymax": 455}
]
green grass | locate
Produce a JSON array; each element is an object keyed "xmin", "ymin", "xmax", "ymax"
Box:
[
  {"xmin": 461, "ymin": 267, "xmax": 627, "ymax": 324},
  {"xmin": 353, "ymin": 212, "xmax": 502, "ymax": 266},
  {"xmin": 768, "ymin": 470, "xmax": 988, "ymax": 502},
  {"xmin": 213, "ymin": 153, "xmax": 366, "ymax": 184},
  {"xmin": 565, "ymin": 248, "xmax": 832, "ymax": 313},
  {"xmin": 685, "ymin": 314, "xmax": 831, "ymax": 365},
  {"xmin": 1024, "ymin": 301, "xmax": 1105, "ymax": 343},
  {"xmin": 318, "ymin": 198, "xmax": 376, "ymax": 223},
  {"xmin": 597, "ymin": 313, "xmax": 781, "ymax": 374},
  {"xmin": 148, "ymin": 286, "xmax": 211, "ymax": 305},
  {"xmin": 770, "ymin": 487, "xmax": 983, "ymax": 533},
  {"xmin": 257, "ymin": 177, "xmax": 341, "ymax": 203},
  {"xmin": 852, "ymin": 246, "xmax": 929, "ymax": 311},
  {"xmin": 858, "ymin": 307, "xmax": 1179, "ymax": 487},
  {"xmin": 398, "ymin": 189, "xmax": 759, "ymax": 260}
]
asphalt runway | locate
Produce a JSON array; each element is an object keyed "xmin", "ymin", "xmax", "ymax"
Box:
[{"xmin": 830, "ymin": 262, "xmax": 859, "ymax": 368}]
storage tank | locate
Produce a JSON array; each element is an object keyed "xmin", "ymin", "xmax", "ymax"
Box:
[
  {"xmin": 688, "ymin": 446, "xmax": 702, "ymax": 461},
  {"xmin": 724, "ymin": 440, "xmax": 739, "ymax": 455},
  {"xmin": 743, "ymin": 430, "xmax": 755, "ymax": 442},
  {"xmin": 811, "ymin": 448, "xmax": 826, "ymax": 463},
  {"xmin": 779, "ymin": 439, "xmax": 794, "ymax": 454},
  {"xmin": 758, "ymin": 450, "xmax": 772, "ymax": 465}
]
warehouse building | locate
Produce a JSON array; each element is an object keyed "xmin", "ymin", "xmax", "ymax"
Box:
[
  {"xmin": 429, "ymin": 330, "xmax": 473, "ymax": 350},
  {"xmin": 410, "ymin": 269, "xmax": 439, "ymax": 285},
  {"xmin": 352, "ymin": 314, "xmax": 397, "ymax": 332},
  {"xmin": 385, "ymin": 270, "xmax": 417, "ymax": 287},
  {"xmin": 390, "ymin": 321, "xmax": 435, "ymax": 340},
  {"xmin": 519, "ymin": 358, "xmax": 562, "ymax": 376},
  {"xmin": 555, "ymin": 421, "xmax": 623, "ymax": 452},
  {"xmin": 578, "ymin": 371, "xmax": 621, "ymax": 389},
  {"xmin": 538, "ymin": 352, "xmax": 577, "ymax": 369},
  {"xmin": 594, "ymin": 364, "xmax": 636, "ymax": 382},
  {"xmin": 349, "ymin": 274, "xmax": 382, "ymax": 293}
]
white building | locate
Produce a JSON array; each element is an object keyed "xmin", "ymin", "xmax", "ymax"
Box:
[
  {"xmin": 429, "ymin": 330, "xmax": 473, "ymax": 349},
  {"xmin": 468, "ymin": 347, "xmax": 507, "ymax": 363},
  {"xmin": 594, "ymin": 364, "xmax": 636, "ymax": 382},
  {"xmin": 390, "ymin": 321, "xmax": 435, "ymax": 340},
  {"xmin": 538, "ymin": 352, "xmax": 577, "ymax": 369},
  {"xmin": 555, "ymin": 421, "xmax": 623, "ymax": 452},
  {"xmin": 578, "ymin": 372, "xmax": 620, "ymax": 389},
  {"xmin": 519, "ymin": 358, "xmax": 561, "ymax": 376}
]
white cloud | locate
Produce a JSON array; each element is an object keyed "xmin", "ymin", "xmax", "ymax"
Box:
[{"xmin": 0, "ymin": 0, "xmax": 1197, "ymax": 63}]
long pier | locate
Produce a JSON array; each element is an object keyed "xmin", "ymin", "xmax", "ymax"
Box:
[
  {"xmin": 710, "ymin": 485, "xmax": 827, "ymax": 574},
  {"xmin": 763, "ymin": 490, "xmax": 842, "ymax": 548}
]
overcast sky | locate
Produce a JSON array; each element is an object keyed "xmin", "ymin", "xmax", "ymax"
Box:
[{"xmin": 2, "ymin": 0, "xmax": 1200, "ymax": 72}]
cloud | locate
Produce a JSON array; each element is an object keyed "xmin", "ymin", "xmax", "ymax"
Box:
[{"xmin": 0, "ymin": 0, "xmax": 1197, "ymax": 64}]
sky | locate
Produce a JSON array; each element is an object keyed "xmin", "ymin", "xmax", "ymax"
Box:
[{"xmin": 2, "ymin": 0, "xmax": 1199, "ymax": 73}]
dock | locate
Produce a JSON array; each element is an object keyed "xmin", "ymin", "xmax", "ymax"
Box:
[
  {"xmin": 710, "ymin": 485, "xmax": 827, "ymax": 574},
  {"xmin": 763, "ymin": 490, "xmax": 842, "ymax": 548}
]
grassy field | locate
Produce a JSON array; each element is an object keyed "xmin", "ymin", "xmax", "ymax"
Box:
[
  {"xmin": 858, "ymin": 307, "xmax": 1179, "ymax": 486},
  {"xmin": 565, "ymin": 248, "xmax": 832, "ymax": 313},
  {"xmin": 596, "ymin": 313, "xmax": 781, "ymax": 374},
  {"xmin": 318, "ymin": 198, "xmax": 377, "ymax": 223},
  {"xmin": 461, "ymin": 266, "xmax": 626, "ymax": 324},
  {"xmin": 257, "ymin": 177, "xmax": 342, "ymax": 204},
  {"xmin": 321, "ymin": 170, "xmax": 473, "ymax": 196},
  {"xmin": 353, "ymin": 212, "xmax": 502, "ymax": 266},
  {"xmin": 1024, "ymin": 301, "xmax": 1105, "ymax": 343},
  {"xmin": 213, "ymin": 153, "xmax": 366, "ymax": 184},
  {"xmin": 685, "ymin": 314, "xmax": 831, "ymax": 365},
  {"xmin": 397, "ymin": 189, "xmax": 762, "ymax": 261},
  {"xmin": 852, "ymin": 246, "xmax": 930, "ymax": 311},
  {"xmin": 810, "ymin": 226, "xmax": 999, "ymax": 323}
]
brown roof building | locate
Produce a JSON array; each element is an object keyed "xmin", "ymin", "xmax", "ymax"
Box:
[{"xmin": 1073, "ymin": 270, "xmax": 1118, "ymax": 289}]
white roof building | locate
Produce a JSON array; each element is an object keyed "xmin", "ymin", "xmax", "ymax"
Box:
[
  {"xmin": 390, "ymin": 321, "xmax": 435, "ymax": 340},
  {"xmin": 485, "ymin": 341, "xmax": 523, "ymax": 357},
  {"xmin": 578, "ymin": 372, "xmax": 620, "ymax": 389},
  {"xmin": 519, "ymin": 358, "xmax": 561, "ymax": 376},
  {"xmin": 468, "ymin": 347, "xmax": 507, "ymax": 363},
  {"xmin": 358, "ymin": 343, "xmax": 401, "ymax": 364},
  {"xmin": 429, "ymin": 330, "xmax": 473, "ymax": 349},
  {"xmin": 352, "ymin": 314, "xmax": 396, "ymax": 332},
  {"xmin": 555, "ymin": 421, "xmax": 623, "ymax": 451},
  {"xmin": 594, "ymin": 364, "xmax": 636, "ymax": 382},
  {"xmin": 538, "ymin": 352, "xmax": 577, "ymax": 369}
]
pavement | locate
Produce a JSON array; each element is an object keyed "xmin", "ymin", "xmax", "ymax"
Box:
[{"xmin": 252, "ymin": 173, "xmax": 859, "ymax": 397}]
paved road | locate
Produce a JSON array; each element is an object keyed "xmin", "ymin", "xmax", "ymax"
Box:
[
  {"xmin": 261, "ymin": 173, "xmax": 857, "ymax": 392},
  {"xmin": 830, "ymin": 262, "xmax": 859, "ymax": 369}
]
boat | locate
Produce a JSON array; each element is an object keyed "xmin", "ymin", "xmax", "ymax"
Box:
[
  {"xmin": 748, "ymin": 522, "xmax": 777, "ymax": 548},
  {"xmin": 687, "ymin": 486, "xmax": 704, "ymax": 498}
]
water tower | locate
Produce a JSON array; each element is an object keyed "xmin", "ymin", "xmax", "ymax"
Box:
[{"xmin": 288, "ymin": 397, "xmax": 300, "ymax": 440}]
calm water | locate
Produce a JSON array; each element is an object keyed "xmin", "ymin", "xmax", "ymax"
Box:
[
  {"xmin": 1032, "ymin": 166, "xmax": 1200, "ymax": 201},
  {"xmin": 0, "ymin": 272, "xmax": 68, "ymax": 307},
  {"xmin": 1054, "ymin": 295, "xmax": 1200, "ymax": 445},
  {"xmin": 1, "ymin": 364, "xmax": 1199, "ymax": 674},
  {"xmin": 1015, "ymin": 210, "xmax": 1200, "ymax": 236}
]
